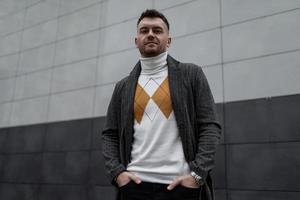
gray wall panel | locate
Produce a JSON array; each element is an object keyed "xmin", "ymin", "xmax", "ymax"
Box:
[
  {"xmin": 164, "ymin": 0, "xmax": 220, "ymax": 37},
  {"xmin": 22, "ymin": 20, "xmax": 57, "ymax": 50},
  {"xmin": 18, "ymin": 44, "xmax": 55, "ymax": 75},
  {"xmin": 10, "ymin": 96, "xmax": 48, "ymax": 126},
  {"xmin": 223, "ymin": 10, "xmax": 300, "ymax": 62},
  {"xmin": 0, "ymin": 11, "xmax": 24, "ymax": 36},
  {"xmin": 0, "ymin": 31, "xmax": 21, "ymax": 56},
  {"xmin": 222, "ymin": 0, "xmax": 300, "ymax": 25},
  {"xmin": 24, "ymin": 0, "xmax": 60, "ymax": 28},
  {"xmin": 0, "ymin": 54, "xmax": 18, "ymax": 79}
]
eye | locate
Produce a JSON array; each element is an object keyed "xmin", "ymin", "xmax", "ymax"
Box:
[
  {"xmin": 139, "ymin": 28, "xmax": 148, "ymax": 34},
  {"xmin": 153, "ymin": 28, "xmax": 163, "ymax": 34}
]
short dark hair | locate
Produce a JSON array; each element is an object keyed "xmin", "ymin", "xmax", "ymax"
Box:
[{"xmin": 137, "ymin": 9, "xmax": 170, "ymax": 30}]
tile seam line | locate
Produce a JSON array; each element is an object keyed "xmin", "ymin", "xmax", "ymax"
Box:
[
  {"xmin": 158, "ymin": 0, "xmax": 197, "ymax": 11},
  {"xmin": 0, "ymin": 61, "xmax": 220, "ymax": 83},
  {"xmin": 1, "ymin": 83, "xmax": 116, "ymax": 104},
  {"xmin": 218, "ymin": 0, "xmax": 228, "ymax": 200},
  {"xmin": 0, "ymin": 53, "xmax": 222, "ymax": 81},
  {"xmin": 0, "ymin": 115, "xmax": 98, "ymax": 129},
  {"xmin": 1, "ymin": 22, "xmax": 137, "ymax": 58},
  {"xmin": 1, "ymin": 24, "xmax": 218, "ymax": 59},
  {"xmin": 0, "ymin": 2, "xmax": 136, "ymax": 39},
  {"xmin": 57, "ymin": 0, "xmax": 109, "ymax": 19},
  {"xmin": 0, "ymin": 0, "xmax": 106, "ymax": 23},
  {"xmin": 227, "ymin": 188, "xmax": 300, "ymax": 193},
  {"xmin": 223, "ymin": 48, "xmax": 300, "ymax": 65},
  {"xmin": 91, "ymin": 3, "xmax": 103, "ymax": 118},
  {"xmin": 227, "ymin": 92, "xmax": 300, "ymax": 101},
  {"xmin": 1, "ymin": 12, "xmax": 295, "ymax": 60},
  {"xmin": 12, "ymin": 0, "xmax": 106, "ymax": 36},
  {"xmin": 46, "ymin": 0, "xmax": 62, "ymax": 123},
  {"xmin": 0, "ymin": 181, "xmax": 88, "ymax": 186},
  {"xmin": 2, "ymin": 47, "xmax": 300, "ymax": 81},
  {"xmin": 1, "ymin": 5, "xmax": 299, "ymax": 39},
  {"xmin": 1, "ymin": 82, "xmax": 300, "ymax": 105},
  {"xmin": 226, "ymin": 140, "xmax": 300, "ymax": 145},
  {"xmin": 7, "ymin": 0, "xmax": 28, "ymax": 128},
  {"xmin": 0, "ymin": 182, "xmax": 114, "ymax": 188},
  {"xmin": 0, "ymin": 149, "xmax": 93, "ymax": 156},
  {"xmin": 0, "ymin": 57, "xmax": 96, "ymax": 80},
  {"xmin": 2, "ymin": 77, "xmax": 300, "ymax": 104},
  {"xmin": 222, "ymin": 7, "xmax": 300, "ymax": 28}
]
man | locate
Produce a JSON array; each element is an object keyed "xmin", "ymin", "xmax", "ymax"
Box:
[{"xmin": 102, "ymin": 9, "xmax": 221, "ymax": 200}]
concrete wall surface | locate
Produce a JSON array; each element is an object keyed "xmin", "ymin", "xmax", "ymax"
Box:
[{"xmin": 0, "ymin": 0, "xmax": 299, "ymax": 199}]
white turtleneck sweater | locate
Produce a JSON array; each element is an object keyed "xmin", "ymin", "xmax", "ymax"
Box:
[{"xmin": 126, "ymin": 51, "xmax": 190, "ymax": 184}]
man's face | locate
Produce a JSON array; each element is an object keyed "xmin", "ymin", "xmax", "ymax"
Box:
[{"xmin": 135, "ymin": 17, "xmax": 171, "ymax": 57}]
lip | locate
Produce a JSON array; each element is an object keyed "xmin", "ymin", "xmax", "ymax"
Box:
[{"xmin": 145, "ymin": 42, "xmax": 158, "ymax": 45}]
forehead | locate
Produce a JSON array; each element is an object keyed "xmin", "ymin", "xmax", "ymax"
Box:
[{"xmin": 138, "ymin": 17, "xmax": 168, "ymax": 30}]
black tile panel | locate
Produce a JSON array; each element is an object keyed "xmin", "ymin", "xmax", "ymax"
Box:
[
  {"xmin": 38, "ymin": 185, "xmax": 87, "ymax": 200},
  {"xmin": 225, "ymin": 94, "xmax": 300, "ymax": 144},
  {"xmin": 225, "ymin": 98, "xmax": 270, "ymax": 143},
  {"xmin": 2, "ymin": 154, "xmax": 42, "ymax": 182},
  {"xmin": 228, "ymin": 190, "xmax": 300, "ymax": 200},
  {"xmin": 215, "ymin": 189, "xmax": 227, "ymax": 200},
  {"xmin": 92, "ymin": 117, "xmax": 105, "ymax": 150},
  {"xmin": 0, "ymin": 155, "xmax": 4, "ymax": 181},
  {"xmin": 211, "ymin": 144, "xmax": 226, "ymax": 189},
  {"xmin": 269, "ymin": 95, "xmax": 300, "ymax": 141},
  {"xmin": 0, "ymin": 184, "xmax": 39, "ymax": 200},
  {"xmin": 88, "ymin": 186, "xmax": 116, "ymax": 200},
  {"xmin": 89, "ymin": 150, "xmax": 110, "ymax": 186},
  {"xmin": 45, "ymin": 119, "xmax": 92, "ymax": 151},
  {"xmin": 4, "ymin": 125, "xmax": 45, "ymax": 153},
  {"xmin": 0, "ymin": 128, "xmax": 8, "ymax": 153},
  {"xmin": 42, "ymin": 152, "xmax": 66, "ymax": 183},
  {"xmin": 64, "ymin": 151, "xmax": 89, "ymax": 184},
  {"xmin": 216, "ymin": 104, "xmax": 225, "ymax": 144},
  {"xmin": 227, "ymin": 142, "xmax": 300, "ymax": 191}
]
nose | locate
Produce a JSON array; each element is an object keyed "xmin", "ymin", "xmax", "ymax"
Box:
[{"xmin": 147, "ymin": 29, "xmax": 155, "ymax": 39}]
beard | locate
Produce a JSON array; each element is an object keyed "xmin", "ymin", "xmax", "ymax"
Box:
[{"xmin": 139, "ymin": 44, "xmax": 165, "ymax": 57}]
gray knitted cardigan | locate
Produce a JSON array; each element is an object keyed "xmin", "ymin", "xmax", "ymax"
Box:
[{"xmin": 102, "ymin": 55, "xmax": 221, "ymax": 200}]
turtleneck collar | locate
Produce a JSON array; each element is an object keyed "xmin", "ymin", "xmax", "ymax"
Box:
[{"xmin": 140, "ymin": 51, "xmax": 168, "ymax": 75}]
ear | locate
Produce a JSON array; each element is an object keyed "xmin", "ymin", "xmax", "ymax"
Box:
[
  {"xmin": 135, "ymin": 37, "xmax": 138, "ymax": 48},
  {"xmin": 167, "ymin": 37, "xmax": 171, "ymax": 48}
]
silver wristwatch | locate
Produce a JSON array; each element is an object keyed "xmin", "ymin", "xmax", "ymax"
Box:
[{"xmin": 190, "ymin": 171, "xmax": 202, "ymax": 185}]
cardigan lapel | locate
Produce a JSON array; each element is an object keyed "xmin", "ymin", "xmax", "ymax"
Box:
[
  {"xmin": 124, "ymin": 61, "xmax": 141, "ymax": 134},
  {"xmin": 167, "ymin": 55, "xmax": 187, "ymax": 132}
]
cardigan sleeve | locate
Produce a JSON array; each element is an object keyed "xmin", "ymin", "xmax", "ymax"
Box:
[
  {"xmin": 102, "ymin": 82, "xmax": 126, "ymax": 186},
  {"xmin": 188, "ymin": 66, "xmax": 222, "ymax": 182}
]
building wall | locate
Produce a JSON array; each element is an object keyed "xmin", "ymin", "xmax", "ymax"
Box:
[{"xmin": 0, "ymin": 0, "xmax": 300, "ymax": 199}]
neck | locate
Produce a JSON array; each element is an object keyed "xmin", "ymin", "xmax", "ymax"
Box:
[{"xmin": 140, "ymin": 51, "xmax": 168, "ymax": 75}]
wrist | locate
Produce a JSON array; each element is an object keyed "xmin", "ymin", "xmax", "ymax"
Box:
[{"xmin": 190, "ymin": 171, "xmax": 202, "ymax": 185}]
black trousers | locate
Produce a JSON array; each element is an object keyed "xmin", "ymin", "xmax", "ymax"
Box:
[{"xmin": 119, "ymin": 181, "xmax": 200, "ymax": 200}]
